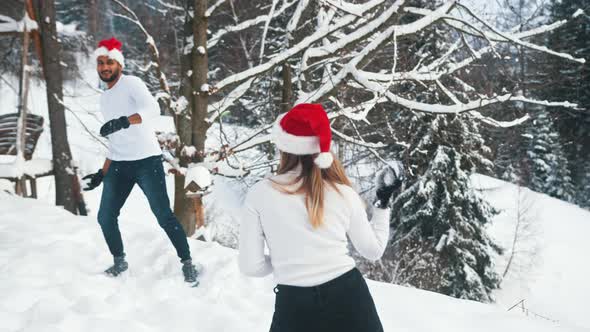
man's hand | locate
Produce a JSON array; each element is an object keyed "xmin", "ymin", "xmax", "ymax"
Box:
[
  {"xmin": 100, "ymin": 116, "xmax": 130, "ymax": 137},
  {"xmin": 374, "ymin": 161, "xmax": 405, "ymax": 209},
  {"xmin": 82, "ymin": 169, "xmax": 104, "ymax": 191}
]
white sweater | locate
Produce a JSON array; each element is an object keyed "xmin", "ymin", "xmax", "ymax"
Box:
[
  {"xmin": 99, "ymin": 75, "xmax": 162, "ymax": 161},
  {"xmin": 238, "ymin": 167, "xmax": 390, "ymax": 287}
]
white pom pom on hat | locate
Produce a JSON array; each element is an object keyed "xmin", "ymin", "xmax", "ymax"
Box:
[
  {"xmin": 271, "ymin": 103, "xmax": 334, "ymax": 169},
  {"xmin": 94, "ymin": 37, "xmax": 125, "ymax": 68}
]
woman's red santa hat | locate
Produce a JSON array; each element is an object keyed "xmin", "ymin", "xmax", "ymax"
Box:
[
  {"xmin": 94, "ymin": 37, "xmax": 125, "ymax": 68},
  {"xmin": 272, "ymin": 103, "xmax": 334, "ymax": 169}
]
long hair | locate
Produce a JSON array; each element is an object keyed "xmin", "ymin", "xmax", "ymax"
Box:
[{"xmin": 270, "ymin": 151, "xmax": 352, "ymax": 228}]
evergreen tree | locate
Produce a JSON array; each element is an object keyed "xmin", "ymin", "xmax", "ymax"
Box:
[
  {"xmin": 390, "ymin": 146, "xmax": 500, "ymax": 301},
  {"xmin": 578, "ymin": 163, "xmax": 590, "ymax": 209},
  {"xmin": 525, "ymin": 108, "xmax": 575, "ymax": 202},
  {"xmin": 545, "ymin": 0, "xmax": 590, "ymax": 206},
  {"xmin": 385, "ymin": 114, "xmax": 500, "ymax": 302},
  {"xmin": 350, "ymin": 0, "xmax": 501, "ymax": 302}
]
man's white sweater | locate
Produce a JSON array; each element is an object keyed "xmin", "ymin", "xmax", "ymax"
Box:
[
  {"xmin": 238, "ymin": 167, "xmax": 390, "ymax": 287},
  {"xmin": 99, "ymin": 75, "xmax": 162, "ymax": 161}
]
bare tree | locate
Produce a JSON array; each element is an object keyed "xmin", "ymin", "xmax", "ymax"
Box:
[
  {"xmin": 502, "ymin": 185, "xmax": 539, "ymax": 282},
  {"xmin": 33, "ymin": 0, "xmax": 77, "ymax": 213}
]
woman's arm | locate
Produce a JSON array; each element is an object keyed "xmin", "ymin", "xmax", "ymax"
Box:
[
  {"xmin": 238, "ymin": 203, "xmax": 273, "ymax": 277},
  {"xmin": 347, "ymin": 192, "xmax": 391, "ymax": 261}
]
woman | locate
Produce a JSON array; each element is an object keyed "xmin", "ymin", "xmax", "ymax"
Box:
[{"xmin": 239, "ymin": 103, "xmax": 402, "ymax": 332}]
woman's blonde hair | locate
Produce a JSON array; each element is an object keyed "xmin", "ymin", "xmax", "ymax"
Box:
[{"xmin": 270, "ymin": 151, "xmax": 351, "ymax": 228}]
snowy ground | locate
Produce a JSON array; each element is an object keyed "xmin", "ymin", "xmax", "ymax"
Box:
[
  {"xmin": 1, "ymin": 187, "xmax": 588, "ymax": 332},
  {"xmin": 2, "ymin": 56, "xmax": 589, "ymax": 332},
  {"xmin": 473, "ymin": 175, "xmax": 590, "ymax": 330}
]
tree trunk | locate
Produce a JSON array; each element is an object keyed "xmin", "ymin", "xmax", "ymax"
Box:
[
  {"xmin": 34, "ymin": 0, "xmax": 77, "ymax": 213},
  {"xmin": 281, "ymin": 62, "xmax": 292, "ymax": 113},
  {"xmin": 190, "ymin": 0, "xmax": 209, "ymax": 230},
  {"xmin": 174, "ymin": 0, "xmax": 203, "ymax": 236},
  {"xmin": 88, "ymin": 0, "xmax": 99, "ymax": 42}
]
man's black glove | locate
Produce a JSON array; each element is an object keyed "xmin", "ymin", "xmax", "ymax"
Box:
[
  {"xmin": 100, "ymin": 116, "xmax": 130, "ymax": 137},
  {"xmin": 374, "ymin": 161, "xmax": 405, "ymax": 209},
  {"xmin": 82, "ymin": 169, "xmax": 104, "ymax": 191}
]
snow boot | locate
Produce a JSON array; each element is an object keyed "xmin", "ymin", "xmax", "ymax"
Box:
[
  {"xmin": 105, "ymin": 254, "xmax": 128, "ymax": 277},
  {"xmin": 181, "ymin": 259, "xmax": 199, "ymax": 283}
]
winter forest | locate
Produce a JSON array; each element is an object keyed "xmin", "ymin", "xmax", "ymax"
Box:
[{"xmin": 1, "ymin": 0, "xmax": 589, "ymax": 331}]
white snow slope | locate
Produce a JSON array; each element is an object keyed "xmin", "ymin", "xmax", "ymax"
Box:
[
  {"xmin": 473, "ymin": 175, "xmax": 590, "ymax": 330},
  {"xmin": 1, "ymin": 56, "xmax": 589, "ymax": 332},
  {"xmin": 1, "ymin": 176, "xmax": 589, "ymax": 332}
]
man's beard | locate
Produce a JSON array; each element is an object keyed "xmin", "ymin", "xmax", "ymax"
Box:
[{"xmin": 99, "ymin": 68, "xmax": 120, "ymax": 83}]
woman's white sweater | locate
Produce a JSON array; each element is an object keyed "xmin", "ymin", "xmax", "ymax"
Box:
[{"xmin": 238, "ymin": 167, "xmax": 390, "ymax": 287}]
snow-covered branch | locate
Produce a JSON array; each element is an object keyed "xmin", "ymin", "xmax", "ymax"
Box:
[
  {"xmin": 206, "ymin": 0, "xmax": 228, "ymax": 18},
  {"xmin": 286, "ymin": 0, "xmax": 310, "ymax": 33},
  {"xmin": 213, "ymin": 0, "xmax": 389, "ymax": 93},
  {"xmin": 468, "ymin": 111, "xmax": 530, "ymax": 128},
  {"xmin": 455, "ymin": 3, "xmax": 585, "ymax": 64},
  {"xmin": 0, "ymin": 13, "xmax": 38, "ymax": 34},
  {"xmin": 295, "ymin": 1, "xmax": 456, "ymax": 104},
  {"xmin": 207, "ymin": 78, "xmax": 255, "ymax": 124},
  {"xmin": 303, "ymin": 0, "xmax": 404, "ymax": 63},
  {"xmin": 208, "ymin": 0, "xmax": 298, "ymax": 49}
]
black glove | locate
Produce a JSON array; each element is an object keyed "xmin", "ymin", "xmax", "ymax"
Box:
[
  {"xmin": 82, "ymin": 169, "xmax": 104, "ymax": 191},
  {"xmin": 100, "ymin": 116, "xmax": 130, "ymax": 137},
  {"xmin": 374, "ymin": 161, "xmax": 405, "ymax": 209}
]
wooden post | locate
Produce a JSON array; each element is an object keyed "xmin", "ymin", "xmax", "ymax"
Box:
[
  {"xmin": 192, "ymin": 197, "xmax": 205, "ymax": 229},
  {"xmin": 15, "ymin": 6, "xmax": 32, "ymax": 197},
  {"xmin": 30, "ymin": 177, "xmax": 38, "ymax": 198}
]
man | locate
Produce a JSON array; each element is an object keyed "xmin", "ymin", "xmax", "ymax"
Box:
[{"xmin": 83, "ymin": 37, "xmax": 199, "ymax": 284}]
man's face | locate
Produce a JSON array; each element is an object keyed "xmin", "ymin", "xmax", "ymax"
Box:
[{"xmin": 97, "ymin": 56, "xmax": 121, "ymax": 83}]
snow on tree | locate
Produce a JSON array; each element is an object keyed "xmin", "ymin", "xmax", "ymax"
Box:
[
  {"xmin": 579, "ymin": 162, "xmax": 590, "ymax": 210},
  {"xmin": 525, "ymin": 108, "xmax": 575, "ymax": 202},
  {"xmin": 391, "ymin": 146, "xmax": 500, "ymax": 302},
  {"xmin": 543, "ymin": 0, "xmax": 590, "ymax": 208}
]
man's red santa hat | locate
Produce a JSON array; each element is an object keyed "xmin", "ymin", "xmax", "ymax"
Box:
[
  {"xmin": 272, "ymin": 103, "xmax": 334, "ymax": 169},
  {"xmin": 94, "ymin": 37, "xmax": 125, "ymax": 68}
]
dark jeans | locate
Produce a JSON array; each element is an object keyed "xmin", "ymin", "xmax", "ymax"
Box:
[
  {"xmin": 97, "ymin": 155, "xmax": 191, "ymax": 262},
  {"xmin": 270, "ymin": 268, "xmax": 384, "ymax": 332}
]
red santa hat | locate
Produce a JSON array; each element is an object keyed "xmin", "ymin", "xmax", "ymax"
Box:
[
  {"xmin": 272, "ymin": 103, "xmax": 334, "ymax": 169},
  {"xmin": 94, "ymin": 37, "xmax": 125, "ymax": 68}
]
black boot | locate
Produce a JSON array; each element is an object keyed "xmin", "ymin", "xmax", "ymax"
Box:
[
  {"xmin": 105, "ymin": 254, "xmax": 128, "ymax": 277},
  {"xmin": 181, "ymin": 259, "xmax": 199, "ymax": 283}
]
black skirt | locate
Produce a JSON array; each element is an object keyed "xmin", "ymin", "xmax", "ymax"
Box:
[{"xmin": 270, "ymin": 268, "xmax": 384, "ymax": 332}]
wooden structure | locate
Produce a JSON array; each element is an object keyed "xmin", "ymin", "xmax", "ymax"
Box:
[
  {"xmin": 0, "ymin": 113, "xmax": 53, "ymax": 197},
  {"xmin": 0, "ymin": 113, "xmax": 44, "ymax": 158}
]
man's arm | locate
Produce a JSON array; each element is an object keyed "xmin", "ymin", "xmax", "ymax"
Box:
[
  {"xmin": 128, "ymin": 113, "xmax": 142, "ymax": 125},
  {"xmin": 102, "ymin": 158, "xmax": 112, "ymax": 175},
  {"xmin": 82, "ymin": 158, "xmax": 111, "ymax": 191},
  {"xmin": 129, "ymin": 76, "xmax": 160, "ymax": 121},
  {"xmin": 100, "ymin": 114, "xmax": 142, "ymax": 137}
]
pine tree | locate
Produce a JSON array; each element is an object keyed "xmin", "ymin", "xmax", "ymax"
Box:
[
  {"xmin": 578, "ymin": 163, "xmax": 590, "ymax": 209},
  {"xmin": 348, "ymin": 0, "xmax": 502, "ymax": 302},
  {"xmin": 525, "ymin": 108, "xmax": 575, "ymax": 202},
  {"xmin": 387, "ymin": 115, "xmax": 500, "ymax": 302},
  {"xmin": 545, "ymin": 0, "xmax": 590, "ymax": 206}
]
